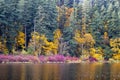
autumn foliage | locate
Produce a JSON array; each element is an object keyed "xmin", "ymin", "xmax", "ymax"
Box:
[
  {"xmin": 16, "ymin": 31, "xmax": 25, "ymax": 49},
  {"xmin": 28, "ymin": 29, "xmax": 62, "ymax": 56},
  {"xmin": 110, "ymin": 38, "xmax": 120, "ymax": 60},
  {"xmin": 74, "ymin": 29, "xmax": 95, "ymax": 55},
  {"xmin": 57, "ymin": 6, "xmax": 74, "ymax": 27}
]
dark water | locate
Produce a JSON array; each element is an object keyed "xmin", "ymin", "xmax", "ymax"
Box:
[{"xmin": 0, "ymin": 63, "xmax": 120, "ymax": 80}]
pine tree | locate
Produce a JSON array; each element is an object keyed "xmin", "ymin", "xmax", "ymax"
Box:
[{"xmin": 34, "ymin": 0, "xmax": 57, "ymax": 40}]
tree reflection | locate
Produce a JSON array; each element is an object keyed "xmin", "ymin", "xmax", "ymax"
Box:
[{"xmin": 0, "ymin": 63, "xmax": 120, "ymax": 80}]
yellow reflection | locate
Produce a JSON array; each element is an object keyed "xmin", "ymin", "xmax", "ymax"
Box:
[
  {"xmin": 76, "ymin": 63, "xmax": 103, "ymax": 80},
  {"xmin": 41, "ymin": 64, "xmax": 52, "ymax": 80},
  {"xmin": 20, "ymin": 64, "xmax": 26, "ymax": 80},
  {"xmin": 110, "ymin": 63, "xmax": 120, "ymax": 80},
  {"xmin": 32, "ymin": 64, "xmax": 41, "ymax": 80},
  {"xmin": 52, "ymin": 64, "xmax": 60, "ymax": 80}
]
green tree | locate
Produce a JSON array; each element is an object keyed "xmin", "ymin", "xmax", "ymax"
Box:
[
  {"xmin": 34, "ymin": 0, "xmax": 57, "ymax": 40},
  {"xmin": 0, "ymin": 0, "xmax": 20, "ymax": 53}
]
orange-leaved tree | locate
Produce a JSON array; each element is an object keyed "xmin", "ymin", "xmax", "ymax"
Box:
[
  {"xmin": 56, "ymin": 6, "xmax": 74, "ymax": 27},
  {"xmin": 64, "ymin": 7, "xmax": 74, "ymax": 27}
]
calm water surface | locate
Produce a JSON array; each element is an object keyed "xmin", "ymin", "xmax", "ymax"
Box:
[{"xmin": 0, "ymin": 63, "xmax": 120, "ymax": 80}]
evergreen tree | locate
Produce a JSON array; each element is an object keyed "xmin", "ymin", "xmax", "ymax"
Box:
[
  {"xmin": 0, "ymin": 0, "xmax": 20, "ymax": 53},
  {"xmin": 34, "ymin": 0, "xmax": 57, "ymax": 40}
]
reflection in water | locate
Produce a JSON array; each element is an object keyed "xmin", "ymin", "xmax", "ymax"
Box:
[
  {"xmin": 0, "ymin": 63, "xmax": 120, "ymax": 80},
  {"xmin": 110, "ymin": 63, "xmax": 120, "ymax": 80}
]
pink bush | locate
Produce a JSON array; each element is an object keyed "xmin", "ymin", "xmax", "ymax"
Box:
[
  {"xmin": 0, "ymin": 54, "xmax": 79, "ymax": 63},
  {"xmin": 47, "ymin": 55, "xmax": 65, "ymax": 62},
  {"xmin": 0, "ymin": 54, "xmax": 39, "ymax": 63},
  {"xmin": 65, "ymin": 56, "xmax": 79, "ymax": 61}
]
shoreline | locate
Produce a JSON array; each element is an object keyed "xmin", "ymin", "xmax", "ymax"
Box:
[
  {"xmin": 0, "ymin": 54, "xmax": 120, "ymax": 64},
  {"xmin": 0, "ymin": 60, "xmax": 120, "ymax": 64}
]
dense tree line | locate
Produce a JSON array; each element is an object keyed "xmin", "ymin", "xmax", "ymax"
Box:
[{"xmin": 0, "ymin": 0, "xmax": 120, "ymax": 59}]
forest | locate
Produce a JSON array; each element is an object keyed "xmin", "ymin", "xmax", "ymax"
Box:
[{"xmin": 0, "ymin": 0, "xmax": 120, "ymax": 62}]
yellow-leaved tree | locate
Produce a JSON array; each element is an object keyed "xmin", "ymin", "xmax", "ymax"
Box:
[
  {"xmin": 53, "ymin": 29, "xmax": 62, "ymax": 40},
  {"xmin": 110, "ymin": 38, "xmax": 120, "ymax": 60},
  {"xmin": 53, "ymin": 29, "xmax": 62, "ymax": 54},
  {"xmin": 0, "ymin": 42, "xmax": 3, "ymax": 53},
  {"xmin": 104, "ymin": 32, "xmax": 109, "ymax": 40},
  {"xmin": 74, "ymin": 30, "xmax": 85, "ymax": 55},
  {"xmin": 28, "ymin": 29, "xmax": 62, "ymax": 56},
  {"xmin": 74, "ymin": 29, "xmax": 95, "ymax": 55},
  {"xmin": 28, "ymin": 30, "xmax": 61, "ymax": 55},
  {"xmin": 84, "ymin": 33, "xmax": 95, "ymax": 48},
  {"xmin": 42, "ymin": 29, "xmax": 62, "ymax": 55},
  {"xmin": 0, "ymin": 40, "xmax": 8, "ymax": 54},
  {"xmin": 89, "ymin": 48, "xmax": 103, "ymax": 60},
  {"xmin": 28, "ymin": 32, "xmax": 42, "ymax": 56},
  {"xmin": 103, "ymin": 32, "xmax": 109, "ymax": 44},
  {"xmin": 42, "ymin": 40, "xmax": 56, "ymax": 55},
  {"xmin": 41, "ymin": 34, "xmax": 53, "ymax": 55},
  {"xmin": 16, "ymin": 31, "xmax": 25, "ymax": 49}
]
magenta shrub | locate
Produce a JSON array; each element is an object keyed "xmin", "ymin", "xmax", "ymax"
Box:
[
  {"xmin": 0, "ymin": 55, "xmax": 39, "ymax": 63},
  {"xmin": 47, "ymin": 55, "xmax": 65, "ymax": 62},
  {"xmin": 0, "ymin": 54, "xmax": 80, "ymax": 63}
]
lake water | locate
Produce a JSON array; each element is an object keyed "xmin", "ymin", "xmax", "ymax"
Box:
[{"xmin": 0, "ymin": 63, "xmax": 120, "ymax": 80}]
